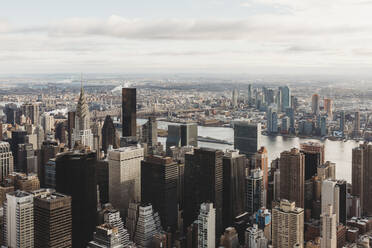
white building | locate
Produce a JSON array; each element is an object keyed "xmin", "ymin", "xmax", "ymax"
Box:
[
  {"xmin": 245, "ymin": 224, "xmax": 268, "ymax": 248},
  {"xmin": 108, "ymin": 146, "xmax": 144, "ymax": 218},
  {"xmin": 134, "ymin": 204, "xmax": 160, "ymax": 248},
  {"xmin": 197, "ymin": 203, "xmax": 216, "ymax": 248},
  {"xmin": 0, "ymin": 141, "xmax": 14, "ymax": 181},
  {"xmin": 41, "ymin": 113, "xmax": 54, "ymax": 134},
  {"xmin": 321, "ymin": 204, "xmax": 337, "ymax": 248},
  {"xmin": 321, "ymin": 180, "xmax": 340, "ymax": 224},
  {"xmin": 4, "ymin": 191, "xmax": 34, "ymax": 248}
]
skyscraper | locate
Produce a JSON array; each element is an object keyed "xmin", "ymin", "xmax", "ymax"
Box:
[
  {"xmin": 222, "ymin": 150, "xmax": 246, "ymax": 228},
  {"xmin": 102, "ymin": 115, "xmax": 119, "ymax": 154},
  {"xmin": 280, "ymin": 148, "xmax": 305, "ymax": 208},
  {"xmin": 245, "ymin": 169, "xmax": 264, "ymax": 215},
  {"xmin": 166, "ymin": 123, "xmax": 198, "ymax": 151},
  {"xmin": 88, "ymin": 224, "xmax": 123, "ymax": 248},
  {"xmin": 340, "ymin": 111, "xmax": 345, "ymax": 136},
  {"xmin": 232, "ymin": 89, "xmax": 238, "ymax": 107},
  {"xmin": 10, "ymin": 130, "xmax": 27, "ymax": 170},
  {"xmin": 142, "ymin": 116, "xmax": 158, "ymax": 148},
  {"xmin": 33, "ymin": 189, "xmax": 72, "ymax": 248},
  {"xmin": 134, "ymin": 204, "xmax": 161, "ymax": 248},
  {"xmin": 279, "ymin": 86, "xmax": 291, "ymax": 112},
  {"xmin": 353, "ymin": 111, "xmax": 361, "ymax": 137},
  {"xmin": 0, "ymin": 141, "xmax": 13, "ymax": 182},
  {"xmin": 21, "ymin": 103, "xmax": 39, "ymax": 125},
  {"xmin": 324, "ymin": 98, "xmax": 333, "ymax": 119},
  {"xmin": 321, "ymin": 205, "xmax": 337, "ymax": 248},
  {"xmin": 234, "ymin": 122, "xmax": 261, "ymax": 158},
  {"xmin": 56, "ymin": 151, "xmax": 97, "ymax": 247},
  {"xmin": 312, "ymin": 94, "xmax": 320, "ymax": 115},
  {"xmin": 197, "ymin": 203, "xmax": 216, "ymax": 248},
  {"xmin": 4, "ymin": 191, "xmax": 34, "ymax": 248},
  {"xmin": 72, "ymin": 85, "xmax": 93, "ymax": 149},
  {"xmin": 17, "ymin": 143, "xmax": 37, "ymax": 174},
  {"xmin": 184, "ymin": 148, "xmax": 223, "ymax": 239},
  {"xmin": 67, "ymin": 111, "xmax": 76, "ymax": 149},
  {"xmin": 272, "ymin": 199, "xmax": 304, "ymax": 248},
  {"xmin": 122, "ymin": 88, "xmax": 137, "ymax": 137},
  {"xmin": 245, "ymin": 224, "xmax": 268, "ymax": 248},
  {"xmin": 321, "ymin": 180, "xmax": 339, "ymax": 224},
  {"xmin": 141, "ymin": 155, "xmax": 179, "ymax": 231},
  {"xmin": 267, "ymin": 105, "xmax": 278, "ymax": 134},
  {"xmin": 352, "ymin": 146, "xmax": 363, "ymax": 197},
  {"xmin": 300, "ymin": 142, "xmax": 325, "ymax": 180},
  {"xmin": 248, "ymin": 84, "xmax": 253, "ymax": 105},
  {"xmin": 254, "ymin": 146, "xmax": 268, "ymax": 193},
  {"xmin": 108, "ymin": 146, "xmax": 144, "ymax": 218}
]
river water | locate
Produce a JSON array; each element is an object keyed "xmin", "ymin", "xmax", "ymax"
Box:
[{"xmin": 139, "ymin": 119, "xmax": 359, "ymax": 182}]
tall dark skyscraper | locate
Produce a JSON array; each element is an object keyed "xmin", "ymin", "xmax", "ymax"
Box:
[
  {"xmin": 142, "ymin": 116, "xmax": 158, "ymax": 148},
  {"xmin": 10, "ymin": 130, "xmax": 27, "ymax": 171},
  {"xmin": 234, "ymin": 122, "xmax": 260, "ymax": 158},
  {"xmin": 21, "ymin": 103, "xmax": 39, "ymax": 125},
  {"xmin": 67, "ymin": 111, "xmax": 76, "ymax": 149},
  {"xmin": 17, "ymin": 143, "xmax": 37, "ymax": 174},
  {"xmin": 122, "ymin": 88, "xmax": 137, "ymax": 137},
  {"xmin": 141, "ymin": 155, "xmax": 178, "ymax": 231},
  {"xmin": 40, "ymin": 141, "xmax": 60, "ymax": 187},
  {"xmin": 337, "ymin": 180, "xmax": 347, "ymax": 225},
  {"xmin": 280, "ymin": 148, "xmax": 305, "ymax": 208},
  {"xmin": 300, "ymin": 142, "xmax": 325, "ymax": 180},
  {"xmin": 184, "ymin": 147, "xmax": 223, "ymax": 239},
  {"xmin": 222, "ymin": 150, "xmax": 246, "ymax": 229},
  {"xmin": 4, "ymin": 103, "xmax": 19, "ymax": 125},
  {"xmin": 56, "ymin": 152, "xmax": 97, "ymax": 248},
  {"xmin": 101, "ymin": 115, "xmax": 118, "ymax": 153},
  {"xmin": 55, "ymin": 121, "xmax": 67, "ymax": 144}
]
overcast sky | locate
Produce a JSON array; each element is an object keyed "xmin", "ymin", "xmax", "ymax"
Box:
[{"xmin": 1, "ymin": 0, "xmax": 372, "ymax": 75}]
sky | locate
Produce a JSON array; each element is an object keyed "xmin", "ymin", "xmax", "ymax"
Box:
[{"xmin": 1, "ymin": 0, "xmax": 372, "ymax": 75}]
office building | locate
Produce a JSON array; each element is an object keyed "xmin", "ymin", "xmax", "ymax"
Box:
[
  {"xmin": 321, "ymin": 205, "xmax": 337, "ymax": 248},
  {"xmin": 10, "ymin": 130, "xmax": 27, "ymax": 170},
  {"xmin": 337, "ymin": 180, "xmax": 347, "ymax": 225},
  {"xmin": 134, "ymin": 204, "xmax": 161, "ymax": 248},
  {"xmin": 353, "ymin": 111, "xmax": 361, "ymax": 137},
  {"xmin": 102, "ymin": 115, "xmax": 119, "ymax": 154},
  {"xmin": 56, "ymin": 151, "xmax": 97, "ymax": 248},
  {"xmin": 255, "ymin": 208, "xmax": 271, "ymax": 241},
  {"xmin": 220, "ymin": 227, "xmax": 239, "ymax": 248},
  {"xmin": 67, "ymin": 111, "xmax": 76, "ymax": 149},
  {"xmin": 166, "ymin": 123, "xmax": 198, "ymax": 151},
  {"xmin": 234, "ymin": 122, "xmax": 261, "ymax": 157},
  {"xmin": 340, "ymin": 111, "xmax": 345, "ymax": 136},
  {"xmin": 141, "ymin": 155, "xmax": 178, "ymax": 231},
  {"xmin": 21, "ymin": 103, "xmax": 39, "ymax": 125},
  {"xmin": 312, "ymin": 94, "xmax": 320, "ymax": 115},
  {"xmin": 267, "ymin": 105, "xmax": 278, "ymax": 134},
  {"xmin": 44, "ymin": 158, "xmax": 56, "ymax": 188},
  {"xmin": 88, "ymin": 224, "xmax": 123, "ymax": 248},
  {"xmin": 317, "ymin": 161, "xmax": 336, "ymax": 181},
  {"xmin": 324, "ymin": 98, "xmax": 333, "ymax": 119},
  {"xmin": 126, "ymin": 202, "xmax": 139, "ymax": 240},
  {"xmin": 41, "ymin": 113, "xmax": 54, "ymax": 134},
  {"xmin": 184, "ymin": 148, "xmax": 223, "ymax": 239},
  {"xmin": 246, "ymin": 169, "xmax": 264, "ymax": 215},
  {"xmin": 280, "ymin": 148, "xmax": 305, "ymax": 208},
  {"xmin": 108, "ymin": 146, "xmax": 144, "ymax": 218},
  {"xmin": 142, "ymin": 116, "xmax": 158, "ymax": 148},
  {"xmin": 272, "ymin": 199, "xmax": 304, "ymax": 248},
  {"xmin": 55, "ymin": 121, "xmax": 67, "ymax": 144},
  {"xmin": 321, "ymin": 180, "xmax": 340, "ymax": 224},
  {"xmin": 300, "ymin": 142, "xmax": 325, "ymax": 180},
  {"xmin": 245, "ymin": 224, "xmax": 268, "ymax": 248},
  {"xmin": 4, "ymin": 191, "xmax": 34, "ymax": 248},
  {"xmin": 0, "ymin": 141, "xmax": 13, "ymax": 182},
  {"xmin": 33, "ymin": 189, "xmax": 72, "ymax": 248},
  {"xmin": 122, "ymin": 88, "xmax": 137, "ymax": 137},
  {"xmin": 254, "ymin": 146, "xmax": 268, "ymax": 192},
  {"xmin": 10, "ymin": 172, "xmax": 40, "ymax": 191},
  {"xmin": 96, "ymin": 160, "xmax": 109, "ymax": 204},
  {"xmin": 248, "ymin": 84, "xmax": 253, "ymax": 105},
  {"xmin": 197, "ymin": 203, "xmax": 216, "ymax": 248},
  {"xmin": 40, "ymin": 140, "xmax": 60, "ymax": 187},
  {"xmin": 222, "ymin": 150, "xmax": 246, "ymax": 228},
  {"xmin": 17, "ymin": 143, "xmax": 37, "ymax": 174},
  {"xmin": 4, "ymin": 103, "xmax": 19, "ymax": 125},
  {"xmin": 232, "ymin": 89, "xmax": 238, "ymax": 107},
  {"xmin": 279, "ymin": 86, "xmax": 291, "ymax": 112}
]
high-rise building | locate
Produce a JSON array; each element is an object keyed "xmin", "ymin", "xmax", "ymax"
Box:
[
  {"xmin": 102, "ymin": 115, "xmax": 119, "ymax": 154},
  {"xmin": 142, "ymin": 116, "xmax": 158, "ymax": 148},
  {"xmin": 10, "ymin": 130, "xmax": 27, "ymax": 170},
  {"xmin": 40, "ymin": 140, "xmax": 60, "ymax": 187},
  {"xmin": 0, "ymin": 141, "xmax": 13, "ymax": 182},
  {"xmin": 267, "ymin": 105, "xmax": 278, "ymax": 134},
  {"xmin": 300, "ymin": 142, "xmax": 325, "ymax": 180},
  {"xmin": 220, "ymin": 227, "xmax": 239, "ymax": 248},
  {"xmin": 232, "ymin": 89, "xmax": 238, "ymax": 107},
  {"xmin": 141, "ymin": 155, "xmax": 178, "ymax": 231},
  {"xmin": 324, "ymin": 98, "xmax": 333, "ymax": 119},
  {"xmin": 67, "ymin": 111, "xmax": 76, "ymax": 149},
  {"xmin": 134, "ymin": 204, "xmax": 161, "ymax": 248},
  {"xmin": 72, "ymin": 85, "xmax": 93, "ymax": 149},
  {"xmin": 197, "ymin": 203, "xmax": 216, "ymax": 248},
  {"xmin": 33, "ymin": 189, "xmax": 72, "ymax": 248},
  {"xmin": 351, "ymin": 143, "xmax": 372, "ymax": 216},
  {"xmin": 353, "ymin": 111, "xmax": 361, "ymax": 137},
  {"xmin": 8, "ymin": 172, "xmax": 40, "ymax": 191},
  {"xmin": 108, "ymin": 146, "xmax": 144, "ymax": 218},
  {"xmin": 312, "ymin": 94, "xmax": 320, "ymax": 115},
  {"xmin": 17, "ymin": 143, "xmax": 37, "ymax": 174},
  {"xmin": 21, "ymin": 103, "xmax": 39, "ymax": 125},
  {"xmin": 279, "ymin": 86, "xmax": 291, "ymax": 112},
  {"xmin": 245, "ymin": 169, "xmax": 264, "ymax": 215},
  {"xmin": 248, "ymin": 84, "xmax": 253, "ymax": 105},
  {"xmin": 321, "ymin": 180, "xmax": 340, "ymax": 224},
  {"xmin": 166, "ymin": 123, "xmax": 198, "ymax": 151},
  {"xmin": 280, "ymin": 148, "xmax": 305, "ymax": 208},
  {"xmin": 321, "ymin": 205, "xmax": 337, "ymax": 248},
  {"xmin": 272, "ymin": 199, "xmax": 304, "ymax": 248},
  {"xmin": 56, "ymin": 151, "xmax": 97, "ymax": 247},
  {"xmin": 336, "ymin": 180, "xmax": 347, "ymax": 225},
  {"xmin": 245, "ymin": 224, "xmax": 268, "ymax": 248},
  {"xmin": 222, "ymin": 150, "xmax": 246, "ymax": 229},
  {"xmin": 234, "ymin": 122, "xmax": 261, "ymax": 158},
  {"xmin": 44, "ymin": 158, "xmax": 56, "ymax": 188},
  {"xmin": 122, "ymin": 88, "xmax": 137, "ymax": 138},
  {"xmin": 41, "ymin": 113, "xmax": 55, "ymax": 134},
  {"xmin": 88, "ymin": 224, "xmax": 123, "ymax": 248},
  {"xmin": 96, "ymin": 160, "xmax": 109, "ymax": 205},
  {"xmin": 4, "ymin": 191, "xmax": 34, "ymax": 248},
  {"xmin": 55, "ymin": 121, "xmax": 68, "ymax": 144},
  {"xmin": 339, "ymin": 111, "xmax": 345, "ymax": 136},
  {"xmin": 184, "ymin": 148, "xmax": 223, "ymax": 239},
  {"xmin": 4, "ymin": 103, "xmax": 19, "ymax": 125},
  {"xmin": 126, "ymin": 202, "xmax": 139, "ymax": 240},
  {"xmin": 254, "ymin": 147, "xmax": 268, "ymax": 193}
]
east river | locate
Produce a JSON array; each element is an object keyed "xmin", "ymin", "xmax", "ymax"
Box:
[{"xmin": 138, "ymin": 119, "xmax": 359, "ymax": 183}]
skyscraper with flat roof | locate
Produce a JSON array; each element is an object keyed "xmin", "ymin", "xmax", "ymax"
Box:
[
  {"xmin": 234, "ymin": 122, "xmax": 260, "ymax": 158},
  {"xmin": 300, "ymin": 142, "xmax": 325, "ymax": 180},
  {"xmin": 279, "ymin": 86, "xmax": 291, "ymax": 112},
  {"xmin": 197, "ymin": 203, "xmax": 216, "ymax": 248},
  {"xmin": 0, "ymin": 141, "xmax": 13, "ymax": 182},
  {"xmin": 246, "ymin": 169, "xmax": 264, "ymax": 215},
  {"xmin": 102, "ymin": 115, "xmax": 118, "ymax": 154},
  {"xmin": 321, "ymin": 205, "xmax": 337, "ymax": 248},
  {"xmin": 56, "ymin": 151, "xmax": 97, "ymax": 247},
  {"xmin": 312, "ymin": 94, "xmax": 320, "ymax": 115},
  {"xmin": 280, "ymin": 148, "xmax": 305, "ymax": 208},
  {"xmin": 122, "ymin": 88, "xmax": 137, "ymax": 138},
  {"xmin": 108, "ymin": 146, "xmax": 144, "ymax": 218}
]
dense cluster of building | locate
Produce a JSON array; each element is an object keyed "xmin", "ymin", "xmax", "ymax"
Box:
[{"xmin": 0, "ymin": 83, "xmax": 371, "ymax": 248}]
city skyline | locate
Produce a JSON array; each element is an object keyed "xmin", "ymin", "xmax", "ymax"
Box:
[{"xmin": 1, "ymin": 1, "xmax": 372, "ymax": 75}]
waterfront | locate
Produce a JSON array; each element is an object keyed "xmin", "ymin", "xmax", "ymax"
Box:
[{"xmin": 139, "ymin": 119, "xmax": 359, "ymax": 182}]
